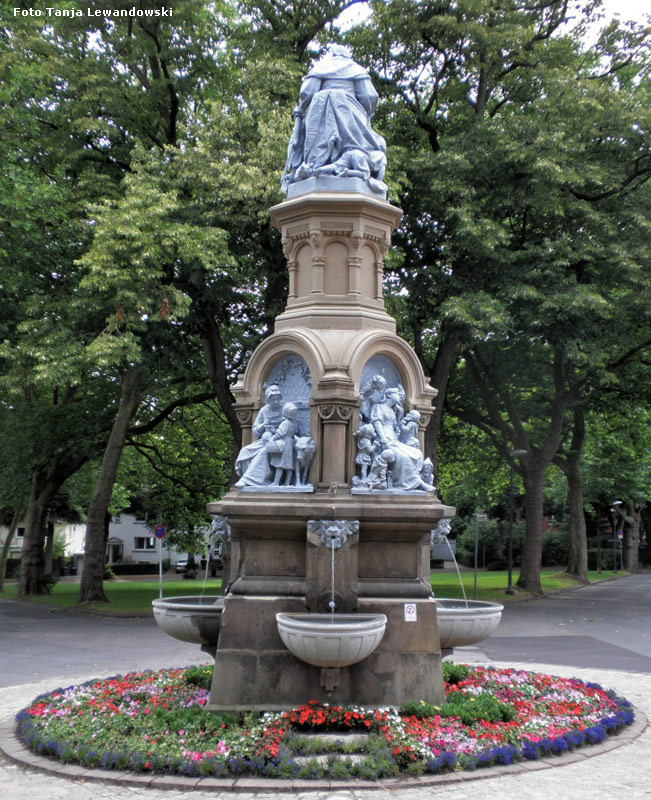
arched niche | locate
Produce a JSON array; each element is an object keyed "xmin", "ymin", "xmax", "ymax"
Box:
[{"xmin": 264, "ymin": 354, "xmax": 312, "ymax": 438}]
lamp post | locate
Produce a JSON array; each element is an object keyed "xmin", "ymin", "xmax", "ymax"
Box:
[
  {"xmin": 611, "ymin": 500, "xmax": 622, "ymax": 573},
  {"xmin": 506, "ymin": 449, "xmax": 528, "ymax": 596}
]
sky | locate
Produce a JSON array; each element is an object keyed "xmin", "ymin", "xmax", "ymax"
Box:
[
  {"xmin": 599, "ymin": 0, "xmax": 650, "ymax": 23},
  {"xmin": 338, "ymin": 0, "xmax": 650, "ymax": 30}
]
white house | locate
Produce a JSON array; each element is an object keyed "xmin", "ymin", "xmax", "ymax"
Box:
[{"xmin": 0, "ymin": 514, "xmax": 185, "ymax": 574}]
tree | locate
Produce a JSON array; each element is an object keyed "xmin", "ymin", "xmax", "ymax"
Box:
[{"xmin": 350, "ymin": 0, "xmax": 650, "ymax": 592}]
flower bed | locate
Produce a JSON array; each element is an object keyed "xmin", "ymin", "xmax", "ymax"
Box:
[{"xmin": 16, "ymin": 663, "xmax": 634, "ymax": 780}]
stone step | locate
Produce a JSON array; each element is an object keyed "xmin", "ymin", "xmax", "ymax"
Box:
[
  {"xmin": 288, "ymin": 730, "xmax": 372, "ymax": 766},
  {"xmin": 292, "ymin": 731, "xmax": 370, "ymax": 746},
  {"xmin": 292, "ymin": 753, "xmax": 367, "ymax": 767}
]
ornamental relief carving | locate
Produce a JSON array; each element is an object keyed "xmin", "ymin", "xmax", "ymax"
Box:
[
  {"xmin": 236, "ymin": 410, "xmax": 253, "ymax": 426},
  {"xmin": 316, "ymin": 403, "xmax": 354, "ymax": 421}
]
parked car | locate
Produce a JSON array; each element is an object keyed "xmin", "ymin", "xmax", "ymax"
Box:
[{"xmin": 175, "ymin": 558, "xmax": 188, "ymax": 573}]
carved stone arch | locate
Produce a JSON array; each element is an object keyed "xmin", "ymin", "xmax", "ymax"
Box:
[
  {"xmin": 345, "ymin": 331, "xmax": 437, "ymax": 410},
  {"xmin": 232, "ymin": 332, "xmax": 324, "ymax": 408}
]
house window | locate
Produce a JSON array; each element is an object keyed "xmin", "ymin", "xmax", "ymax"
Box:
[
  {"xmin": 134, "ymin": 537, "xmax": 156, "ymax": 551},
  {"xmin": 17, "ymin": 527, "xmax": 25, "ymax": 538}
]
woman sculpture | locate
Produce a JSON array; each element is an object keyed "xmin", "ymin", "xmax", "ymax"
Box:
[
  {"xmin": 368, "ymin": 382, "xmax": 434, "ymax": 492},
  {"xmin": 234, "ymin": 385, "xmax": 285, "ymax": 488},
  {"xmin": 281, "ymin": 44, "xmax": 387, "ymax": 193}
]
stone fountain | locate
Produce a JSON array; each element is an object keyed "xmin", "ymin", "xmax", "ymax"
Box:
[{"xmin": 156, "ymin": 45, "xmax": 459, "ymax": 711}]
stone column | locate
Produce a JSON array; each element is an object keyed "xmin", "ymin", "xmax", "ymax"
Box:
[
  {"xmin": 236, "ymin": 409, "xmax": 254, "ymax": 448},
  {"xmin": 317, "ymin": 403, "xmax": 354, "ymax": 486},
  {"xmin": 310, "ymin": 230, "xmax": 325, "ymax": 295}
]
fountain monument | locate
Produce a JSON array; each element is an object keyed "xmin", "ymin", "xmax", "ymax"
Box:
[{"xmin": 204, "ymin": 45, "xmax": 455, "ymax": 711}]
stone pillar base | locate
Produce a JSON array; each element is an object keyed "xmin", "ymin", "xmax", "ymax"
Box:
[{"xmin": 207, "ymin": 594, "xmax": 444, "ymax": 711}]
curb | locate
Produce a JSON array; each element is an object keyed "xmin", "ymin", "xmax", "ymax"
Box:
[{"xmin": 1, "ymin": 708, "xmax": 647, "ymax": 793}]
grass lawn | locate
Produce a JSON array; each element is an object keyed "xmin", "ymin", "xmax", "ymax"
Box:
[
  {"xmin": 430, "ymin": 568, "xmax": 623, "ymax": 603},
  {"xmin": 1, "ymin": 569, "xmax": 624, "ymax": 615},
  {"xmin": 0, "ymin": 578, "xmax": 223, "ymax": 615}
]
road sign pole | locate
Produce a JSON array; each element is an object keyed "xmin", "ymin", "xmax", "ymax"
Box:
[{"xmin": 153, "ymin": 524, "xmax": 167, "ymax": 599}]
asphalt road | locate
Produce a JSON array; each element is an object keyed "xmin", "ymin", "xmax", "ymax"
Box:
[
  {"xmin": 474, "ymin": 571, "xmax": 651, "ymax": 673},
  {"xmin": 1, "ymin": 572, "xmax": 649, "ymax": 689}
]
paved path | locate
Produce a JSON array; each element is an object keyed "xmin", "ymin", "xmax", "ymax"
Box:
[
  {"xmin": 1, "ymin": 663, "xmax": 649, "ymax": 799},
  {"xmin": 1, "ymin": 573, "xmax": 650, "ymax": 798}
]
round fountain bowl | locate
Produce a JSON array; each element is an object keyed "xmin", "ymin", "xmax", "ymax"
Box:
[
  {"xmin": 435, "ymin": 599, "xmax": 503, "ymax": 649},
  {"xmin": 152, "ymin": 596, "xmax": 224, "ymax": 646},
  {"xmin": 276, "ymin": 613, "xmax": 387, "ymax": 668}
]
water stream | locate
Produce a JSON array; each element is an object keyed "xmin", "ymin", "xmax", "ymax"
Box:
[
  {"xmin": 330, "ymin": 542, "xmax": 336, "ymax": 621},
  {"xmin": 432, "ymin": 520, "xmax": 468, "ymax": 608}
]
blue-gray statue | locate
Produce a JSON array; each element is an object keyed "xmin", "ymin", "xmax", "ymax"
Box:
[
  {"xmin": 352, "ymin": 374, "xmax": 435, "ymax": 494},
  {"xmin": 234, "ymin": 385, "xmax": 315, "ymax": 491},
  {"xmin": 281, "ymin": 44, "xmax": 387, "ymax": 195}
]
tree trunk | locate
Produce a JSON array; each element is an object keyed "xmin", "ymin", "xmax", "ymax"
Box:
[
  {"xmin": 18, "ymin": 470, "xmax": 61, "ymax": 596},
  {"xmin": 564, "ymin": 468, "xmax": 588, "ymax": 581},
  {"xmin": 0, "ymin": 503, "xmax": 25, "ymax": 592},
  {"xmin": 516, "ymin": 465, "xmax": 546, "ymax": 595},
  {"xmin": 423, "ymin": 330, "xmax": 460, "ymax": 479},
  {"xmin": 553, "ymin": 408, "xmax": 588, "ymax": 582},
  {"xmin": 622, "ymin": 501, "xmax": 641, "ymax": 573},
  {"xmin": 79, "ymin": 366, "xmax": 144, "ymax": 605}
]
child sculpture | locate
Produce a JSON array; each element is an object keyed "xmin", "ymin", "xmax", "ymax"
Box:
[{"xmin": 268, "ymin": 402, "xmax": 299, "ymax": 486}]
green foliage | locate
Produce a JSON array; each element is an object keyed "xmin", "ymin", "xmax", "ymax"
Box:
[
  {"xmin": 455, "ymin": 519, "xmax": 525, "ymax": 570},
  {"xmin": 442, "ymin": 662, "xmax": 471, "ymax": 685},
  {"xmin": 399, "ymin": 700, "xmax": 440, "ymax": 718},
  {"xmin": 182, "ymin": 663, "xmax": 214, "ymax": 691},
  {"xmin": 439, "ymin": 692, "xmax": 517, "ymax": 724}
]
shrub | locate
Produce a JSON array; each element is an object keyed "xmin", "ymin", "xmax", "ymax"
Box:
[
  {"xmin": 542, "ymin": 528, "xmax": 570, "ymax": 566},
  {"xmin": 455, "ymin": 519, "xmax": 525, "ymax": 570},
  {"xmin": 442, "ymin": 662, "xmax": 471, "ymax": 685},
  {"xmin": 183, "ymin": 664, "xmax": 214, "ymax": 690},
  {"xmin": 439, "ymin": 691, "xmax": 517, "ymax": 724},
  {"xmin": 110, "ymin": 563, "xmax": 158, "ymax": 575},
  {"xmin": 399, "ymin": 701, "xmax": 440, "ymax": 718}
]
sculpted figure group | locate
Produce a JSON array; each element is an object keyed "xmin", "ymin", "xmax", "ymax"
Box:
[
  {"xmin": 234, "ymin": 385, "xmax": 315, "ymax": 490},
  {"xmin": 352, "ymin": 375, "xmax": 434, "ymax": 493},
  {"xmin": 281, "ymin": 44, "xmax": 387, "ymax": 195}
]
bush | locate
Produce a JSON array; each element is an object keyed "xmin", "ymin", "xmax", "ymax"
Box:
[
  {"xmin": 443, "ymin": 662, "xmax": 471, "ymax": 685},
  {"xmin": 399, "ymin": 701, "xmax": 440, "ymax": 718},
  {"xmin": 5, "ymin": 558, "xmax": 21, "ymax": 579},
  {"xmin": 587, "ymin": 548, "xmax": 616, "ymax": 571},
  {"xmin": 183, "ymin": 664, "xmax": 214, "ymax": 690},
  {"xmin": 542, "ymin": 528, "xmax": 570, "ymax": 566},
  {"xmin": 43, "ymin": 572, "xmax": 59, "ymax": 593},
  {"xmin": 104, "ymin": 565, "xmax": 116, "ymax": 580},
  {"xmin": 456, "ymin": 519, "xmax": 525, "ymax": 570},
  {"xmin": 439, "ymin": 691, "xmax": 517, "ymax": 724},
  {"xmin": 109, "ymin": 562, "xmax": 158, "ymax": 575}
]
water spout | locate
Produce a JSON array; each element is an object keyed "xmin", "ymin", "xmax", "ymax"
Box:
[
  {"xmin": 431, "ymin": 519, "xmax": 468, "ymax": 608},
  {"xmin": 308, "ymin": 519, "xmax": 360, "ymax": 619}
]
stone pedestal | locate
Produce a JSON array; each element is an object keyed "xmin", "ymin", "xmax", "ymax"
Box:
[
  {"xmin": 207, "ymin": 188, "xmax": 454, "ymax": 711},
  {"xmin": 206, "ymin": 492, "xmax": 452, "ymax": 711}
]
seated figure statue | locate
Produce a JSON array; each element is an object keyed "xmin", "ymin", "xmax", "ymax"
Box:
[
  {"xmin": 281, "ymin": 44, "xmax": 387, "ymax": 194},
  {"xmin": 234, "ymin": 385, "xmax": 284, "ymax": 488}
]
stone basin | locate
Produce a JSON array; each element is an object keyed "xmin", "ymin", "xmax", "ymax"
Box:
[
  {"xmin": 152, "ymin": 596, "xmax": 224, "ymax": 646},
  {"xmin": 435, "ymin": 598, "xmax": 503, "ymax": 649},
  {"xmin": 276, "ymin": 612, "xmax": 387, "ymax": 668}
]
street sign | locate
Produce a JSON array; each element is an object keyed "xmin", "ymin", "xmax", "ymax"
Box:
[{"xmin": 154, "ymin": 524, "xmax": 167, "ymax": 539}]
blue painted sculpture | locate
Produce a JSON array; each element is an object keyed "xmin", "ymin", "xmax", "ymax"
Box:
[{"xmin": 281, "ymin": 44, "xmax": 387, "ymax": 196}]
